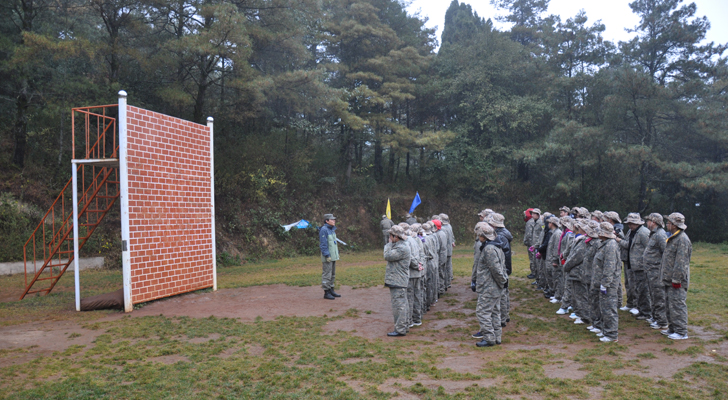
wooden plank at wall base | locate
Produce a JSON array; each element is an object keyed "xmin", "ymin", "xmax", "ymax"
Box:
[{"xmin": 0, "ymin": 257, "xmax": 105, "ymax": 276}]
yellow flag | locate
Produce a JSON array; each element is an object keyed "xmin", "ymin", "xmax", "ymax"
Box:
[{"xmin": 386, "ymin": 198, "xmax": 391, "ymax": 220}]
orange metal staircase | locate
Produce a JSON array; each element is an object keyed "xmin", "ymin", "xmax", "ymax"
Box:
[{"xmin": 20, "ymin": 105, "xmax": 119, "ymax": 300}]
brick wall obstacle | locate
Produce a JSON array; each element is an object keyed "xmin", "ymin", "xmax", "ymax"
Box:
[{"xmin": 119, "ymin": 92, "xmax": 216, "ymax": 311}]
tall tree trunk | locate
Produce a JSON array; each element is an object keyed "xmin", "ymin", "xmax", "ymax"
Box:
[
  {"xmin": 388, "ymin": 146, "xmax": 395, "ymax": 182},
  {"xmin": 374, "ymin": 139, "xmax": 383, "ymax": 182},
  {"xmin": 637, "ymin": 161, "xmax": 650, "ymax": 212},
  {"xmin": 13, "ymin": 83, "xmax": 29, "ymax": 168},
  {"xmin": 345, "ymin": 128, "xmax": 353, "ymax": 184},
  {"xmin": 405, "ymin": 151, "xmax": 410, "ymax": 178}
]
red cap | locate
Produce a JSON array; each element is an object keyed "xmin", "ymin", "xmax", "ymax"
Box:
[
  {"xmin": 432, "ymin": 220, "xmax": 442, "ymax": 230},
  {"xmin": 524, "ymin": 208, "xmax": 534, "ymax": 222}
]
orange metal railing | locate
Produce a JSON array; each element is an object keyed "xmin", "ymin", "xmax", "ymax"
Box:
[{"xmin": 20, "ymin": 105, "xmax": 120, "ymax": 300}]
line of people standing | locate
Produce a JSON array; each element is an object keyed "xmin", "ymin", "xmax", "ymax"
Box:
[
  {"xmin": 523, "ymin": 207, "xmax": 692, "ymax": 342},
  {"xmin": 380, "ymin": 213, "xmax": 455, "ymax": 336}
]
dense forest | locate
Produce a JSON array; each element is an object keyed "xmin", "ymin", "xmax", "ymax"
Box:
[{"xmin": 1, "ymin": 0, "xmax": 727, "ymax": 263}]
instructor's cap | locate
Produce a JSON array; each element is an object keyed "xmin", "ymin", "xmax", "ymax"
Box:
[{"xmin": 324, "ymin": 213, "xmax": 336, "ymax": 220}]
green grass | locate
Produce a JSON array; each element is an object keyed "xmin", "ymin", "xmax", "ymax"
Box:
[{"xmin": 1, "ymin": 242, "xmax": 727, "ymax": 398}]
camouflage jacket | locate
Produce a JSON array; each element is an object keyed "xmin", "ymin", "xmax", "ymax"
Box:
[
  {"xmin": 442, "ymin": 223, "xmax": 455, "ymax": 256},
  {"xmin": 471, "ymin": 240, "xmax": 481, "ymax": 283},
  {"xmin": 406, "ymin": 236, "xmax": 423, "ymax": 278},
  {"xmin": 524, "ymin": 218, "xmax": 536, "ymax": 246},
  {"xmin": 435, "ymin": 229, "xmax": 448, "ymax": 266},
  {"xmin": 586, "ymin": 238, "xmax": 602, "ymax": 289},
  {"xmin": 546, "ymin": 228, "xmax": 562, "ymax": 267},
  {"xmin": 380, "ymin": 218, "xmax": 394, "ymax": 233},
  {"xmin": 475, "ymin": 242, "xmax": 507, "ymax": 297},
  {"xmin": 559, "ymin": 230, "xmax": 575, "ymax": 265},
  {"xmin": 642, "ymin": 227, "xmax": 667, "ymax": 270},
  {"xmin": 661, "ymin": 230, "xmax": 692, "ymax": 289},
  {"xmin": 424, "ymin": 234, "xmax": 439, "ymax": 272},
  {"xmin": 383, "ymin": 240, "xmax": 411, "ymax": 288},
  {"xmin": 620, "ymin": 225, "xmax": 650, "ymax": 271},
  {"xmin": 595, "ymin": 238, "xmax": 621, "ymax": 289},
  {"xmin": 531, "ymin": 218, "xmax": 545, "ymax": 251},
  {"xmin": 563, "ymin": 234, "xmax": 587, "ymax": 281}
]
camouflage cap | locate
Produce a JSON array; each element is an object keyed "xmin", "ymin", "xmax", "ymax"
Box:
[
  {"xmin": 543, "ymin": 212, "xmax": 553, "ymax": 219},
  {"xmin": 421, "ymin": 221, "xmax": 433, "ymax": 233},
  {"xmin": 559, "ymin": 206, "xmax": 571, "ymax": 214},
  {"xmin": 405, "ymin": 213, "xmax": 411, "ymax": 218},
  {"xmin": 598, "ymin": 222, "xmax": 616, "ymax": 239},
  {"xmin": 398, "ymin": 222, "xmax": 410, "ymax": 229},
  {"xmin": 431, "ymin": 215, "xmax": 441, "ymax": 221},
  {"xmin": 664, "ymin": 212, "xmax": 687, "ymax": 230},
  {"xmin": 531, "ymin": 208, "xmax": 542, "ymax": 215},
  {"xmin": 439, "ymin": 213, "xmax": 450, "ymax": 223},
  {"xmin": 389, "ymin": 225, "xmax": 408, "ymax": 240},
  {"xmin": 382, "ymin": 215, "xmax": 387, "ymax": 219},
  {"xmin": 591, "ymin": 210, "xmax": 604, "ymax": 220},
  {"xmin": 575, "ymin": 219, "xmax": 589, "ymax": 234},
  {"xmin": 560, "ymin": 216, "xmax": 575, "ymax": 231},
  {"xmin": 410, "ymin": 223, "xmax": 421, "ymax": 231},
  {"xmin": 644, "ymin": 213, "xmax": 664, "ymax": 228},
  {"xmin": 603, "ymin": 211, "xmax": 621, "ymax": 224},
  {"xmin": 488, "ymin": 213, "xmax": 506, "ymax": 228},
  {"xmin": 478, "ymin": 208, "xmax": 494, "ymax": 217},
  {"xmin": 475, "ymin": 223, "xmax": 496, "ymax": 241},
  {"xmin": 586, "ymin": 221, "xmax": 601, "ymax": 238},
  {"xmin": 324, "ymin": 213, "xmax": 336, "ymax": 220},
  {"xmin": 547, "ymin": 216, "xmax": 561, "ymax": 227},
  {"xmin": 625, "ymin": 212, "xmax": 645, "ymax": 225}
]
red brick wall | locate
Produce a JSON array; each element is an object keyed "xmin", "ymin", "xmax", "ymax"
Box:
[{"xmin": 126, "ymin": 106, "xmax": 213, "ymax": 304}]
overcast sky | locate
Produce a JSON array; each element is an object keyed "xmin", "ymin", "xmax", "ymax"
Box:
[{"xmin": 406, "ymin": 0, "xmax": 728, "ymax": 49}]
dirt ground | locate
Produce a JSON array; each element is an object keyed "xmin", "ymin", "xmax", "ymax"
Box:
[{"xmin": 2, "ymin": 275, "xmax": 725, "ymax": 395}]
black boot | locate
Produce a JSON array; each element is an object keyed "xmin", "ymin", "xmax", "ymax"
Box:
[
  {"xmin": 324, "ymin": 290, "xmax": 335, "ymax": 300},
  {"xmin": 476, "ymin": 340, "xmax": 495, "ymax": 347},
  {"xmin": 329, "ymin": 289, "xmax": 341, "ymax": 297}
]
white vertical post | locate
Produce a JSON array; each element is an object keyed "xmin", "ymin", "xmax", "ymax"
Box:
[
  {"xmin": 119, "ymin": 90, "xmax": 132, "ymax": 312},
  {"xmin": 207, "ymin": 116, "xmax": 217, "ymax": 291},
  {"xmin": 72, "ymin": 162, "xmax": 81, "ymax": 311}
]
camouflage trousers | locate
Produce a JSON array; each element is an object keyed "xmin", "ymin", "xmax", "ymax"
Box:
[
  {"xmin": 321, "ymin": 261, "xmax": 336, "ymax": 290},
  {"xmin": 560, "ymin": 277, "xmax": 573, "ymax": 310},
  {"xmin": 647, "ymin": 268, "xmax": 668, "ymax": 326},
  {"xmin": 544, "ymin": 263, "xmax": 555, "ymax": 293},
  {"xmin": 389, "ymin": 287, "xmax": 409, "ymax": 334},
  {"xmin": 528, "ymin": 250, "xmax": 535, "ymax": 275},
  {"xmin": 382, "ymin": 231, "xmax": 389, "ymax": 247},
  {"xmin": 633, "ymin": 270, "xmax": 652, "ymax": 316},
  {"xmin": 535, "ymin": 257, "xmax": 546, "ymax": 289},
  {"xmin": 476, "ymin": 293, "xmax": 502, "ymax": 344},
  {"xmin": 600, "ymin": 287, "xmax": 619, "ymax": 340},
  {"xmin": 426, "ymin": 261, "xmax": 438, "ymax": 308},
  {"xmin": 666, "ymin": 286, "xmax": 688, "ymax": 336},
  {"xmin": 500, "ymin": 287, "xmax": 510, "ymax": 323},
  {"xmin": 407, "ymin": 277, "xmax": 424, "ymax": 325},
  {"xmin": 446, "ymin": 256, "xmax": 453, "ymax": 288},
  {"xmin": 625, "ymin": 266, "xmax": 636, "ymax": 308},
  {"xmin": 571, "ymin": 280, "xmax": 590, "ymax": 323},
  {"xmin": 554, "ymin": 265, "xmax": 565, "ymax": 300},
  {"xmin": 438, "ymin": 261, "xmax": 448, "ymax": 294},
  {"xmin": 590, "ymin": 286, "xmax": 602, "ymax": 330}
]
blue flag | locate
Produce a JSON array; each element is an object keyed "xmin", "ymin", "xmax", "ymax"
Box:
[{"xmin": 409, "ymin": 192, "xmax": 421, "ymax": 214}]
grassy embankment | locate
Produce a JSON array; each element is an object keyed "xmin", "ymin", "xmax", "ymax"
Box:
[{"xmin": 1, "ymin": 243, "xmax": 727, "ymax": 398}]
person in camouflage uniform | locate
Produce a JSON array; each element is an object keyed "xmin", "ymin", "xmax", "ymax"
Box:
[
  {"xmin": 531, "ymin": 212, "xmax": 548, "ymax": 291},
  {"xmin": 661, "ymin": 213, "xmax": 692, "ymax": 340},
  {"xmin": 406, "ymin": 213, "xmax": 417, "ymax": 225},
  {"xmin": 380, "ymin": 215, "xmax": 394, "ymax": 247},
  {"xmin": 488, "ymin": 213, "xmax": 513, "ymax": 326},
  {"xmin": 405, "ymin": 226, "xmax": 425, "ymax": 328},
  {"xmin": 433, "ymin": 219, "xmax": 449, "ymax": 296},
  {"xmin": 562, "ymin": 220, "xmax": 589, "ymax": 323},
  {"xmin": 642, "ymin": 213, "xmax": 668, "ymax": 330},
  {"xmin": 524, "ymin": 208, "xmax": 539, "ymax": 280},
  {"xmin": 617, "ymin": 213, "xmax": 651, "ymax": 320},
  {"xmin": 603, "ymin": 211, "xmax": 627, "ymax": 311},
  {"xmin": 440, "ymin": 213, "xmax": 456, "ymax": 290},
  {"xmin": 422, "ymin": 222, "xmax": 440, "ymax": 311},
  {"xmin": 545, "ymin": 216, "xmax": 563, "ymax": 302},
  {"xmin": 556, "ymin": 217, "xmax": 576, "ymax": 316},
  {"xmin": 594, "ymin": 222, "xmax": 622, "ymax": 342},
  {"xmin": 384, "ymin": 225, "xmax": 411, "ymax": 337},
  {"xmin": 471, "ymin": 222, "xmax": 490, "ymax": 291},
  {"xmin": 584, "ymin": 220, "xmax": 603, "ymax": 333},
  {"xmin": 471, "ymin": 224, "xmax": 508, "ymax": 347},
  {"xmin": 559, "ymin": 206, "xmax": 571, "ymax": 218}
]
